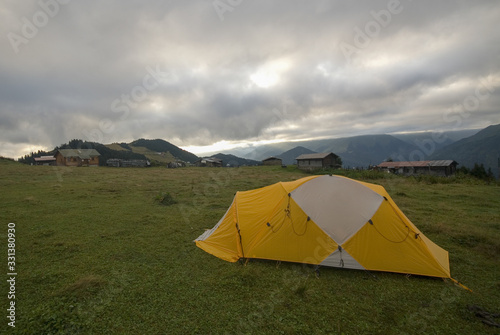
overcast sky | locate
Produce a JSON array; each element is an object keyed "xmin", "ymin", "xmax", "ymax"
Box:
[{"xmin": 1, "ymin": 0, "xmax": 499, "ymax": 158}]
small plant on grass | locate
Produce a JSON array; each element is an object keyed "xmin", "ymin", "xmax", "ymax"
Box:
[
  {"xmin": 294, "ymin": 281, "xmax": 309, "ymax": 298},
  {"xmin": 155, "ymin": 192, "xmax": 177, "ymax": 206}
]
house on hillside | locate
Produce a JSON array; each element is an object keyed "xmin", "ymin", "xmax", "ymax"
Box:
[
  {"xmin": 376, "ymin": 160, "xmax": 458, "ymax": 176},
  {"xmin": 34, "ymin": 155, "xmax": 56, "ymax": 166},
  {"xmin": 55, "ymin": 149, "xmax": 100, "ymax": 167},
  {"xmin": 296, "ymin": 152, "xmax": 342, "ymax": 170},
  {"xmin": 262, "ymin": 157, "xmax": 282, "ymax": 166},
  {"xmin": 194, "ymin": 157, "xmax": 223, "ymax": 167}
]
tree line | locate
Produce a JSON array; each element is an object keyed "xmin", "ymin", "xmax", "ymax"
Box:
[{"xmin": 457, "ymin": 163, "xmax": 496, "ymax": 181}]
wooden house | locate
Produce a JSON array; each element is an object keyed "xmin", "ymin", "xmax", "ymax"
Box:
[
  {"xmin": 295, "ymin": 152, "xmax": 342, "ymax": 170},
  {"xmin": 55, "ymin": 149, "xmax": 100, "ymax": 167},
  {"xmin": 376, "ymin": 160, "xmax": 458, "ymax": 176}
]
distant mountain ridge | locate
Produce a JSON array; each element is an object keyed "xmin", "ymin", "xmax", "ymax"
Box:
[
  {"xmin": 211, "ymin": 153, "xmax": 261, "ymax": 167},
  {"xmin": 233, "ymin": 134, "xmax": 419, "ymax": 168},
  {"xmin": 430, "ymin": 124, "xmax": 500, "ymax": 177},
  {"xmin": 312, "ymin": 134, "xmax": 418, "ymax": 168},
  {"xmin": 219, "ymin": 129, "xmax": 483, "ymax": 163},
  {"xmin": 215, "ymin": 128, "xmax": 488, "ymax": 168},
  {"xmin": 276, "ymin": 146, "xmax": 316, "ymax": 165},
  {"xmin": 18, "ymin": 126, "xmax": 497, "ymax": 175}
]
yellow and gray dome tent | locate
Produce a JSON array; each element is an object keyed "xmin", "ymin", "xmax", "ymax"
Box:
[{"xmin": 195, "ymin": 175, "xmax": 466, "ymax": 286}]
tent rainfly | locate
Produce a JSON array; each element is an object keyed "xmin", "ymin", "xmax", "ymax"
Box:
[{"xmin": 195, "ymin": 175, "xmax": 469, "ymax": 289}]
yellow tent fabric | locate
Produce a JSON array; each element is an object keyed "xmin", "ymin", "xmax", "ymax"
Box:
[{"xmin": 195, "ymin": 175, "xmax": 451, "ymax": 279}]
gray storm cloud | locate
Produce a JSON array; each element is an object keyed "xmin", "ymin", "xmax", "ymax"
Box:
[{"xmin": 1, "ymin": 0, "xmax": 499, "ymax": 158}]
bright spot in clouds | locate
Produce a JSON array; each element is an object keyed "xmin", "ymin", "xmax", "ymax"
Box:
[
  {"xmin": 250, "ymin": 59, "xmax": 291, "ymax": 88},
  {"xmin": 250, "ymin": 70, "xmax": 279, "ymax": 88}
]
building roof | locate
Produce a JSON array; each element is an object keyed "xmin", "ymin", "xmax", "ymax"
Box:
[
  {"xmin": 34, "ymin": 155, "xmax": 56, "ymax": 161},
  {"xmin": 262, "ymin": 156, "xmax": 282, "ymax": 161},
  {"xmin": 295, "ymin": 152, "xmax": 336, "ymax": 160},
  {"xmin": 57, "ymin": 149, "xmax": 100, "ymax": 159},
  {"xmin": 428, "ymin": 160, "xmax": 458, "ymax": 167},
  {"xmin": 377, "ymin": 160, "xmax": 457, "ymax": 168}
]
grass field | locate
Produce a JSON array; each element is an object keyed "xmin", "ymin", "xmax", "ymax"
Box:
[{"xmin": 1, "ymin": 159, "xmax": 499, "ymax": 334}]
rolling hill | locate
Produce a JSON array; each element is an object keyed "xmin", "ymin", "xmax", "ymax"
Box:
[
  {"xmin": 103, "ymin": 138, "xmax": 200, "ymax": 165},
  {"xmin": 59, "ymin": 139, "xmax": 149, "ymax": 165},
  {"xmin": 18, "ymin": 139, "xmax": 150, "ymax": 166},
  {"xmin": 129, "ymin": 139, "xmax": 199, "ymax": 163}
]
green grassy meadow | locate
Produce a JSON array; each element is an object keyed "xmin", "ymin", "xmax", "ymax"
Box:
[{"xmin": 1, "ymin": 159, "xmax": 499, "ymax": 334}]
